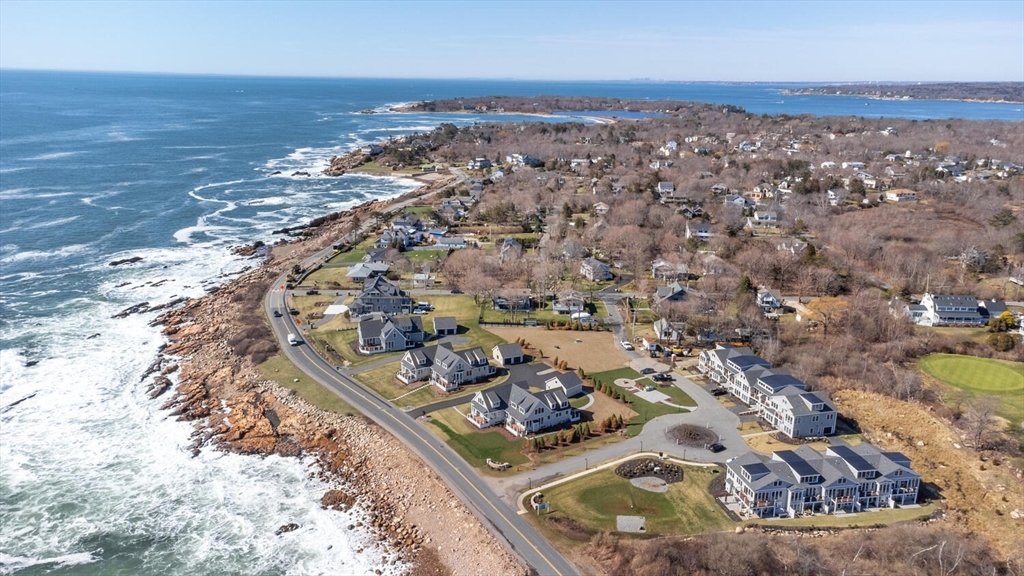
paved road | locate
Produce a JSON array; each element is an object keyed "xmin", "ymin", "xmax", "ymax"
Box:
[
  {"xmin": 266, "ymin": 170, "xmax": 577, "ymax": 576},
  {"xmin": 483, "ymin": 370, "xmax": 748, "ymax": 505}
]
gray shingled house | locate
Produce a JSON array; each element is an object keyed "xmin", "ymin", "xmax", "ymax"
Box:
[
  {"xmin": 467, "ymin": 382, "xmax": 579, "ymax": 437},
  {"xmin": 725, "ymin": 440, "xmax": 920, "ymax": 519},
  {"xmin": 349, "ymin": 276, "xmax": 413, "ymax": 317}
]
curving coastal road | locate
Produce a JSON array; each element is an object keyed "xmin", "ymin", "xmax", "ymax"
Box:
[
  {"xmin": 261, "ymin": 170, "xmax": 578, "ymax": 575},
  {"xmin": 265, "ymin": 286, "xmax": 578, "ymax": 576}
]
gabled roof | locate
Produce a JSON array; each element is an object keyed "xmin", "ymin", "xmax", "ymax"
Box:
[
  {"xmin": 493, "ymin": 342, "xmax": 523, "ymax": 358},
  {"xmin": 433, "ymin": 316, "xmax": 457, "ymax": 332}
]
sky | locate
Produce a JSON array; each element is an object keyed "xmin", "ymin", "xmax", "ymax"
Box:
[{"xmin": 1, "ymin": 1, "xmax": 1023, "ymax": 82}]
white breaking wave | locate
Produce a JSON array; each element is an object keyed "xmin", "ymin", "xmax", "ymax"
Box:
[
  {"xmin": 0, "ymin": 243, "xmax": 93, "ymax": 264},
  {"xmin": 0, "ymin": 551, "xmax": 100, "ymax": 574},
  {"xmin": 24, "ymin": 151, "xmax": 82, "ymax": 161},
  {"xmin": 23, "ymin": 215, "xmax": 81, "ymax": 230}
]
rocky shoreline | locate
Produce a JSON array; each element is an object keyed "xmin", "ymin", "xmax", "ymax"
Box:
[{"xmin": 145, "ymin": 187, "xmax": 524, "ymax": 575}]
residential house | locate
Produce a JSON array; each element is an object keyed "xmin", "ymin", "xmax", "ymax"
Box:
[
  {"xmin": 826, "ymin": 188, "xmax": 848, "ymax": 207},
  {"xmin": 346, "ymin": 262, "xmax": 390, "ymax": 283},
  {"xmin": 499, "ymin": 237, "xmax": 523, "ymax": 263},
  {"xmin": 349, "ymin": 276, "xmax": 413, "ymax": 317},
  {"xmin": 412, "ymin": 273, "xmax": 435, "ymax": 289},
  {"xmin": 467, "ymin": 158, "xmax": 492, "ymax": 170},
  {"xmin": 652, "ymin": 258, "xmax": 690, "ymax": 281},
  {"xmin": 592, "ymin": 201, "xmax": 610, "ymax": 216},
  {"xmin": 363, "ymin": 144, "xmax": 384, "ymax": 156},
  {"xmin": 492, "ymin": 294, "xmax": 532, "ymax": 312},
  {"xmin": 658, "ymin": 141, "xmax": 679, "ymax": 157},
  {"xmin": 436, "ymin": 237, "xmax": 467, "ymax": 250},
  {"xmin": 698, "ymin": 344, "xmax": 838, "ymax": 439},
  {"xmin": 885, "ymin": 189, "xmax": 917, "ymax": 202},
  {"xmin": 552, "ymin": 292, "xmax": 585, "ymax": 315},
  {"xmin": 357, "ymin": 312, "xmax": 425, "ymax": 355},
  {"xmin": 914, "ymin": 293, "xmax": 986, "ymax": 326},
  {"xmin": 723, "ymin": 194, "xmax": 749, "ymax": 208},
  {"xmin": 396, "ymin": 343, "xmax": 493, "ymax": 390},
  {"xmin": 746, "ymin": 211, "xmax": 779, "ymax": 229},
  {"xmin": 492, "ymin": 343, "xmax": 525, "ymax": 365},
  {"xmin": 545, "ymin": 372, "xmax": 584, "ymax": 397},
  {"xmin": 685, "ymin": 222, "xmax": 714, "ymax": 241},
  {"xmin": 711, "ymin": 183, "xmax": 730, "ymax": 195},
  {"xmin": 725, "ymin": 440, "xmax": 920, "ymax": 519},
  {"xmin": 757, "ymin": 288, "xmax": 783, "ymax": 314},
  {"xmin": 653, "ymin": 317, "xmax": 685, "ymax": 344},
  {"xmin": 658, "ymin": 181, "xmax": 675, "ymax": 196},
  {"xmin": 363, "ymin": 248, "xmax": 388, "ymax": 263},
  {"xmin": 467, "ymin": 382, "xmax": 578, "ymax": 436},
  {"xmin": 841, "ymin": 161, "xmax": 865, "ymax": 170},
  {"xmin": 580, "ymin": 258, "xmax": 612, "ymax": 281},
  {"xmin": 654, "ymin": 281, "xmax": 687, "ymax": 304},
  {"xmin": 776, "ymin": 239, "xmax": 807, "ymax": 255},
  {"xmin": 433, "ymin": 316, "xmax": 458, "ymax": 336},
  {"xmin": 679, "ymin": 205, "xmax": 704, "ymax": 219}
]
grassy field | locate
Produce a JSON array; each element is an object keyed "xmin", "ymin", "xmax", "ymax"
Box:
[
  {"xmin": 426, "ymin": 407, "xmax": 529, "ymax": 469},
  {"xmin": 256, "ymin": 354, "xmax": 356, "ymax": 415},
  {"xmin": 530, "ymin": 465, "xmax": 733, "ymax": 540},
  {"xmin": 747, "ymin": 503, "xmax": 937, "ymax": 528},
  {"xmin": 918, "ymin": 353, "xmax": 1024, "ymax": 425},
  {"xmin": 590, "ymin": 367, "xmax": 691, "ymax": 436}
]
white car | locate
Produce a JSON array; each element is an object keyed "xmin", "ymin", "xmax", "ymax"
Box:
[{"xmin": 621, "ymin": 340, "xmax": 634, "ymax": 350}]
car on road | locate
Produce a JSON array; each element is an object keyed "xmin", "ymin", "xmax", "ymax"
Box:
[
  {"xmin": 450, "ymin": 287, "xmax": 462, "ymax": 294},
  {"xmin": 273, "ymin": 310, "xmax": 283, "ymax": 318},
  {"xmin": 620, "ymin": 340, "xmax": 634, "ymax": 350},
  {"xmin": 652, "ymin": 373, "xmax": 673, "ymax": 382},
  {"xmin": 639, "ymin": 367, "xmax": 655, "ymax": 375},
  {"xmin": 708, "ymin": 442, "xmax": 725, "ymax": 453},
  {"xmin": 305, "ymin": 289, "xmax": 319, "ymax": 295}
]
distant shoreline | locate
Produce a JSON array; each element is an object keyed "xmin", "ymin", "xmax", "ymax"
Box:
[{"xmin": 782, "ymin": 83, "xmax": 1024, "ymax": 105}]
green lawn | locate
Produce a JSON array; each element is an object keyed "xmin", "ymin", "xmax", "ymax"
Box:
[
  {"xmin": 533, "ymin": 465, "xmax": 733, "ymax": 536},
  {"xmin": 426, "ymin": 407, "xmax": 529, "ymax": 469},
  {"xmin": 654, "ymin": 383, "xmax": 697, "ymax": 407},
  {"xmin": 404, "ymin": 249, "xmax": 447, "ymax": 262},
  {"xmin": 256, "ymin": 354, "xmax": 355, "ymax": 415},
  {"xmin": 352, "ymin": 360, "xmax": 411, "ymax": 400},
  {"xmin": 327, "ymin": 236, "xmax": 378, "ymax": 264},
  {"xmin": 746, "ymin": 503, "xmax": 937, "ymax": 528},
  {"xmin": 918, "ymin": 353, "xmax": 1024, "ymax": 425},
  {"xmin": 590, "ymin": 368, "xmax": 690, "ymax": 436}
]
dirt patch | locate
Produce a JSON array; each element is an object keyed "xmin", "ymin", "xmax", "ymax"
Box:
[
  {"xmin": 545, "ymin": 514, "xmax": 593, "ymax": 541},
  {"xmin": 585, "ymin": 390, "xmax": 639, "ymax": 425},
  {"xmin": 669, "ymin": 424, "xmax": 718, "ymax": 447},
  {"xmin": 485, "ymin": 326, "xmax": 629, "ymax": 373}
]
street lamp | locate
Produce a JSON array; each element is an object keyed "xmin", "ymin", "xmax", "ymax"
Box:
[{"xmin": 640, "ymin": 441, "xmax": 644, "ymax": 453}]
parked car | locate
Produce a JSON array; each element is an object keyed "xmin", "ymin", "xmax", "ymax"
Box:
[
  {"xmin": 620, "ymin": 340, "xmax": 634, "ymax": 350},
  {"xmin": 640, "ymin": 367, "xmax": 655, "ymax": 375},
  {"xmin": 652, "ymin": 373, "xmax": 673, "ymax": 382},
  {"xmin": 708, "ymin": 443, "xmax": 725, "ymax": 453},
  {"xmin": 711, "ymin": 388, "xmax": 728, "ymax": 396}
]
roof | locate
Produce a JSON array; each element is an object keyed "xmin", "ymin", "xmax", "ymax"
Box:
[
  {"xmin": 928, "ymin": 294, "xmax": 979, "ymax": 307},
  {"xmin": 494, "ymin": 342, "xmax": 523, "ymax": 358},
  {"xmin": 433, "ymin": 316, "xmax": 457, "ymax": 332}
]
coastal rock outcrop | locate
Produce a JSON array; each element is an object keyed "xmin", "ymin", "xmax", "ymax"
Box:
[{"xmin": 323, "ymin": 151, "xmax": 370, "ymax": 176}]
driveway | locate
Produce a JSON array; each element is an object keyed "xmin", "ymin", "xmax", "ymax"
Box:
[{"xmin": 483, "ymin": 370, "xmax": 747, "ymax": 504}]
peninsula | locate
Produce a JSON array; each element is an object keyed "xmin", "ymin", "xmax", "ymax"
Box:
[{"xmin": 783, "ymin": 81, "xmax": 1024, "ymax": 103}]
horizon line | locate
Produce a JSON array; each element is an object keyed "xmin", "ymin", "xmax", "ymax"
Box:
[{"xmin": 3, "ymin": 67, "xmax": 1022, "ymax": 85}]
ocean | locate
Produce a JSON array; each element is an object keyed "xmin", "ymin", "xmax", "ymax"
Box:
[{"xmin": 0, "ymin": 70, "xmax": 1020, "ymax": 575}]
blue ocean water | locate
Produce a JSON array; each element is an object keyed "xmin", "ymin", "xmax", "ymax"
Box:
[{"xmin": 0, "ymin": 70, "xmax": 1020, "ymax": 575}]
